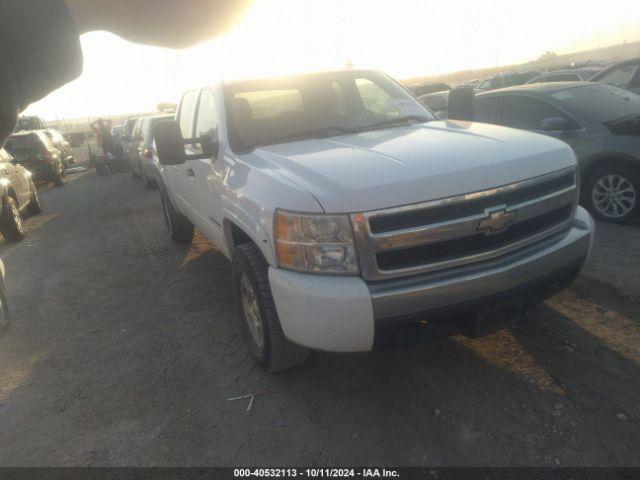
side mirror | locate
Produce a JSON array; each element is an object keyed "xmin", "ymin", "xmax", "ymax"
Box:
[
  {"xmin": 154, "ymin": 120, "xmax": 186, "ymax": 166},
  {"xmin": 447, "ymin": 87, "xmax": 475, "ymax": 121},
  {"xmin": 539, "ymin": 117, "xmax": 573, "ymax": 132}
]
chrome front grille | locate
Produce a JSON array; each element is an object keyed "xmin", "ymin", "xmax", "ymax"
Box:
[{"xmin": 351, "ymin": 168, "xmax": 578, "ymax": 281}]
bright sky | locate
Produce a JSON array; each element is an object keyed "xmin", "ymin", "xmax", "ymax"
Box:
[{"xmin": 25, "ymin": 0, "xmax": 640, "ymax": 120}]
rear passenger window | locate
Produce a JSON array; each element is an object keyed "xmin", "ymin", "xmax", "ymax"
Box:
[
  {"xmin": 500, "ymin": 96, "xmax": 571, "ymax": 130},
  {"xmin": 178, "ymin": 91, "xmax": 198, "ymax": 138}
]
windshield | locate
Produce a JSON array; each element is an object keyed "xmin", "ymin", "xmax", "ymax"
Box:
[
  {"xmin": 5, "ymin": 134, "xmax": 42, "ymax": 158},
  {"xmin": 224, "ymin": 70, "xmax": 433, "ymax": 152},
  {"xmin": 550, "ymin": 84, "xmax": 640, "ymax": 123}
]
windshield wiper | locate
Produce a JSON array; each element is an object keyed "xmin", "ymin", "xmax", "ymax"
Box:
[
  {"xmin": 247, "ymin": 126, "xmax": 358, "ymax": 150},
  {"xmin": 355, "ymin": 115, "xmax": 431, "ymax": 133}
]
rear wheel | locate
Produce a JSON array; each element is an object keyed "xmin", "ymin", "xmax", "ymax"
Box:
[
  {"xmin": 0, "ymin": 197, "xmax": 25, "ymax": 243},
  {"xmin": 142, "ymin": 168, "xmax": 157, "ymax": 190},
  {"xmin": 232, "ymin": 243, "xmax": 309, "ymax": 373},
  {"xmin": 27, "ymin": 181, "xmax": 42, "ymax": 215},
  {"xmin": 52, "ymin": 163, "xmax": 64, "ymax": 186},
  {"xmin": 585, "ymin": 165, "xmax": 639, "ymax": 223},
  {"xmin": 96, "ymin": 164, "xmax": 111, "ymax": 176},
  {"xmin": 160, "ymin": 190, "xmax": 194, "ymax": 244}
]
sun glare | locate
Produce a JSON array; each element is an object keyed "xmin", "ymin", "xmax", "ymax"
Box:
[{"xmin": 24, "ymin": 0, "xmax": 640, "ymax": 119}]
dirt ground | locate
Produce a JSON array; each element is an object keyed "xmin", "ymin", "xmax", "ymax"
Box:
[{"xmin": 0, "ymin": 146, "xmax": 638, "ymax": 467}]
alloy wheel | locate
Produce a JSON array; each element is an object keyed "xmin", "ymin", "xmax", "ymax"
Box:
[
  {"xmin": 591, "ymin": 174, "xmax": 637, "ymax": 220},
  {"xmin": 240, "ymin": 273, "xmax": 264, "ymax": 349}
]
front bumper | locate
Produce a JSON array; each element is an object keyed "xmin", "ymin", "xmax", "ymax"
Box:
[{"xmin": 269, "ymin": 206, "xmax": 594, "ymax": 352}]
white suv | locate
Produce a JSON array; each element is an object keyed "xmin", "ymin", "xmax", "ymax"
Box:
[{"xmin": 154, "ymin": 70, "xmax": 594, "ymax": 372}]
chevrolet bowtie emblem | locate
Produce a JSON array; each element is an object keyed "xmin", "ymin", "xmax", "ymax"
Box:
[{"xmin": 478, "ymin": 208, "xmax": 516, "ymax": 233}]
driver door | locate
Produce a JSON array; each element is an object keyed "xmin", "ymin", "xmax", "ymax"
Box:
[{"xmin": 186, "ymin": 88, "xmax": 226, "ymax": 248}]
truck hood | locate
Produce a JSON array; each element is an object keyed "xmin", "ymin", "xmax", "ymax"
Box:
[{"xmin": 246, "ymin": 121, "xmax": 576, "ymax": 213}]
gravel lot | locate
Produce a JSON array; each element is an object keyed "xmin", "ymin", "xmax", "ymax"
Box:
[{"xmin": 0, "ymin": 147, "xmax": 638, "ymax": 466}]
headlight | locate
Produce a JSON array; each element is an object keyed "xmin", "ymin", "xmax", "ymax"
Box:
[{"xmin": 275, "ymin": 211, "xmax": 359, "ymax": 274}]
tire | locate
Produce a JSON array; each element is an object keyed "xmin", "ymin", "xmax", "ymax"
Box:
[
  {"xmin": 232, "ymin": 243, "xmax": 309, "ymax": 373},
  {"xmin": 27, "ymin": 181, "xmax": 42, "ymax": 215},
  {"xmin": 96, "ymin": 164, "xmax": 111, "ymax": 176},
  {"xmin": 0, "ymin": 197, "xmax": 25, "ymax": 243},
  {"xmin": 0, "ymin": 284, "xmax": 9, "ymax": 334},
  {"xmin": 160, "ymin": 190, "xmax": 194, "ymax": 244},
  {"xmin": 142, "ymin": 168, "xmax": 157, "ymax": 190},
  {"xmin": 584, "ymin": 165, "xmax": 640, "ymax": 223},
  {"xmin": 131, "ymin": 161, "xmax": 141, "ymax": 178},
  {"xmin": 52, "ymin": 163, "xmax": 64, "ymax": 186}
]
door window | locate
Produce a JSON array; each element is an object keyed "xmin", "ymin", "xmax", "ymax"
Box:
[
  {"xmin": 195, "ymin": 89, "xmax": 220, "ymax": 141},
  {"xmin": 597, "ymin": 65, "xmax": 640, "ymax": 89},
  {"xmin": 178, "ymin": 91, "xmax": 198, "ymax": 138},
  {"xmin": 500, "ymin": 96, "xmax": 573, "ymax": 130}
]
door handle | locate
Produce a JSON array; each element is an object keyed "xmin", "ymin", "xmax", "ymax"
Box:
[{"xmin": 186, "ymin": 168, "xmax": 196, "ymax": 177}]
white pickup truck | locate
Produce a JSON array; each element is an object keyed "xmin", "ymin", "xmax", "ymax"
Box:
[{"xmin": 153, "ymin": 70, "xmax": 594, "ymax": 372}]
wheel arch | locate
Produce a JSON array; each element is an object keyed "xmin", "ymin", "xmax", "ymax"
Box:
[
  {"xmin": 223, "ymin": 217, "xmax": 276, "ymax": 266},
  {"xmin": 0, "ymin": 183, "xmax": 18, "ymax": 208}
]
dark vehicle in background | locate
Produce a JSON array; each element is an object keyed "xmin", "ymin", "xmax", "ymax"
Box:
[
  {"xmin": 0, "ymin": 148, "xmax": 42, "ymax": 243},
  {"xmin": 474, "ymin": 82, "xmax": 640, "ymax": 223},
  {"xmin": 129, "ymin": 114, "xmax": 172, "ymax": 189},
  {"xmin": 407, "ymin": 81, "xmax": 451, "ymax": 96},
  {"xmin": 590, "ymin": 57, "xmax": 640, "ymax": 93},
  {"xmin": 64, "ymin": 132, "xmax": 87, "ymax": 148},
  {"xmin": 44, "ymin": 129, "xmax": 74, "ymax": 165},
  {"xmin": 120, "ymin": 117, "xmax": 139, "ymax": 165},
  {"xmin": 476, "ymin": 70, "xmax": 541, "ymax": 92},
  {"xmin": 5, "ymin": 131, "xmax": 66, "ymax": 187},
  {"xmin": 14, "ymin": 116, "xmax": 45, "ymax": 132},
  {"xmin": 526, "ymin": 68, "xmax": 602, "ymax": 84},
  {"xmin": 419, "ymin": 91, "xmax": 449, "ymax": 118}
]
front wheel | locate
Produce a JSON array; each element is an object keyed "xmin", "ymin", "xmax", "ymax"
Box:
[
  {"xmin": 142, "ymin": 168, "xmax": 157, "ymax": 190},
  {"xmin": 232, "ymin": 243, "xmax": 309, "ymax": 373},
  {"xmin": 52, "ymin": 163, "xmax": 64, "ymax": 186},
  {"xmin": 0, "ymin": 197, "xmax": 25, "ymax": 243},
  {"xmin": 160, "ymin": 190, "xmax": 194, "ymax": 244},
  {"xmin": 27, "ymin": 181, "xmax": 42, "ymax": 215},
  {"xmin": 585, "ymin": 166, "xmax": 639, "ymax": 223}
]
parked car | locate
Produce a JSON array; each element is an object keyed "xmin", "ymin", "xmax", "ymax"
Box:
[
  {"xmin": 590, "ymin": 57, "xmax": 640, "ymax": 94},
  {"xmin": 407, "ymin": 82, "xmax": 451, "ymax": 97},
  {"xmin": 0, "ymin": 259, "xmax": 8, "ymax": 333},
  {"xmin": 15, "ymin": 116, "xmax": 45, "ymax": 132},
  {"xmin": 5, "ymin": 131, "xmax": 66, "ymax": 187},
  {"xmin": 64, "ymin": 132, "xmax": 86, "ymax": 148},
  {"xmin": 129, "ymin": 114, "xmax": 173, "ymax": 189},
  {"xmin": 44, "ymin": 128, "xmax": 74, "ymax": 165},
  {"xmin": 0, "ymin": 148, "xmax": 43, "ymax": 242},
  {"xmin": 125, "ymin": 118, "xmax": 143, "ymax": 168},
  {"xmin": 526, "ymin": 68, "xmax": 602, "ymax": 84},
  {"xmin": 153, "ymin": 69, "xmax": 593, "ymax": 372},
  {"xmin": 476, "ymin": 71, "xmax": 542, "ymax": 92},
  {"xmin": 120, "ymin": 117, "xmax": 138, "ymax": 161},
  {"xmin": 474, "ymin": 82, "xmax": 640, "ymax": 223}
]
